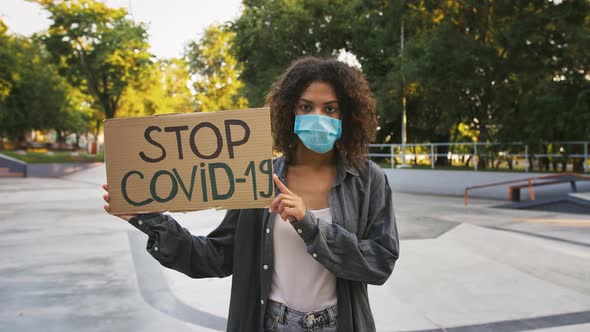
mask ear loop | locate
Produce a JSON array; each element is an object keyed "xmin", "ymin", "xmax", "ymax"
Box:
[{"xmin": 288, "ymin": 111, "xmax": 298, "ymax": 150}]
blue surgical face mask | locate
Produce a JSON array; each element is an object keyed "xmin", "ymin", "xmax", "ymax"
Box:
[{"xmin": 294, "ymin": 114, "xmax": 342, "ymax": 154}]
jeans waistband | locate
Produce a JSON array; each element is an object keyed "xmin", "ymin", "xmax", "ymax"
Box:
[{"xmin": 266, "ymin": 299, "xmax": 338, "ymax": 329}]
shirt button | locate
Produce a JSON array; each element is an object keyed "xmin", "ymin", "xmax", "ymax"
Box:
[
  {"xmin": 138, "ymin": 220, "xmax": 143, "ymax": 225},
  {"xmin": 263, "ymin": 264, "xmax": 268, "ymax": 270},
  {"xmin": 266, "ymin": 228, "xmax": 270, "ymax": 234},
  {"xmin": 260, "ymin": 300, "xmax": 264, "ymax": 305},
  {"xmin": 297, "ymin": 229, "xmax": 302, "ymax": 234},
  {"xmin": 154, "ymin": 246, "xmax": 158, "ymax": 252},
  {"xmin": 312, "ymin": 253, "xmax": 317, "ymax": 258}
]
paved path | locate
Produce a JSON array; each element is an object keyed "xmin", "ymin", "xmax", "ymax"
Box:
[{"xmin": 1, "ymin": 165, "xmax": 589, "ymax": 331}]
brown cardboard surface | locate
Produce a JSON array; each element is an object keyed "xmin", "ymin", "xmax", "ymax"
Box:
[{"xmin": 104, "ymin": 108, "xmax": 274, "ymax": 214}]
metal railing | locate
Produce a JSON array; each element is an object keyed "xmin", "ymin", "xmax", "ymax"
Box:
[
  {"xmin": 369, "ymin": 141, "xmax": 589, "ymax": 173},
  {"xmin": 463, "ymin": 173, "xmax": 590, "ymax": 206}
]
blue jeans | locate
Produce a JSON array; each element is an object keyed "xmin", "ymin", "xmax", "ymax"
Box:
[{"xmin": 264, "ymin": 300, "xmax": 338, "ymax": 332}]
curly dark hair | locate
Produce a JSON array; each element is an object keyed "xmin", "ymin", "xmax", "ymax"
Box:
[{"xmin": 265, "ymin": 56, "xmax": 377, "ymax": 170}]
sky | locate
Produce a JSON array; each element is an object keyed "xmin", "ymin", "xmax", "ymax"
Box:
[{"xmin": 0, "ymin": 0, "xmax": 244, "ymax": 59}]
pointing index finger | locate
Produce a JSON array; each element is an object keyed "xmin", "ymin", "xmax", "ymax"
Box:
[{"xmin": 273, "ymin": 174, "xmax": 292, "ymax": 194}]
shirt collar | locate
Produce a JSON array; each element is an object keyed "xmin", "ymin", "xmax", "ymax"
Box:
[{"xmin": 336, "ymin": 149, "xmax": 360, "ymax": 177}]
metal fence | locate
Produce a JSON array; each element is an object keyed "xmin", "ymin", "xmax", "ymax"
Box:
[{"xmin": 368, "ymin": 141, "xmax": 589, "ymax": 173}]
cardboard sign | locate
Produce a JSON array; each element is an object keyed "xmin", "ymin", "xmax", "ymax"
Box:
[{"xmin": 104, "ymin": 108, "xmax": 274, "ymax": 214}]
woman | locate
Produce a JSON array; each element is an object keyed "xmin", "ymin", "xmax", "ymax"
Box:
[{"xmin": 103, "ymin": 56, "xmax": 399, "ymax": 332}]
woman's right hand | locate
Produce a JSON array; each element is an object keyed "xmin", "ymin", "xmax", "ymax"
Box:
[{"xmin": 102, "ymin": 184, "xmax": 138, "ymax": 222}]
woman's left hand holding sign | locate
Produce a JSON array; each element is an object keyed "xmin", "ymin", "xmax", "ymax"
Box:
[
  {"xmin": 269, "ymin": 174, "xmax": 306, "ymax": 222},
  {"xmin": 102, "ymin": 184, "xmax": 138, "ymax": 222}
]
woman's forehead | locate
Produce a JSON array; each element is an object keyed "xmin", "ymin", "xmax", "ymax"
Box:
[{"xmin": 299, "ymin": 81, "xmax": 338, "ymax": 102}]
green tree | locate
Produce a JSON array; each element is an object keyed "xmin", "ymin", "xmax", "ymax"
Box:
[
  {"xmin": 232, "ymin": 0, "xmax": 355, "ymax": 107},
  {"xmin": 161, "ymin": 58, "xmax": 194, "ymax": 114},
  {"xmin": 53, "ymin": 86, "xmax": 96, "ymax": 144},
  {"xmin": 358, "ymin": 1, "xmax": 590, "ymax": 168},
  {"xmin": 230, "ymin": 0, "xmax": 590, "ymax": 164},
  {"xmin": 495, "ymin": 0, "xmax": 590, "ymax": 142},
  {"xmin": 346, "ymin": 0, "xmax": 404, "ymax": 144},
  {"xmin": 186, "ymin": 24, "xmax": 247, "ymax": 111},
  {"xmin": 0, "ymin": 19, "xmax": 14, "ymax": 103},
  {"xmin": 0, "ymin": 31, "xmax": 81, "ymax": 144},
  {"xmin": 35, "ymin": 0, "xmax": 152, "ymax": 119},
  {"xmin": 496, "ymin": 0, "xmax": 590, "ymax": 171},
  {"xmin": 117, "ymin": 58, "xmax": 194, "ymax": 117}
]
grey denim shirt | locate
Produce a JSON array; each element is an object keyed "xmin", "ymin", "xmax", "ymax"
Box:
[{"xmin": 129, "ymin": 153, "xmax": 399, "ymax": 332}]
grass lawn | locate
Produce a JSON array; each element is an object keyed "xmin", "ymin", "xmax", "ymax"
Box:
[{"xmin": 0, "ymin": 150, "xmax": 104, "ymax": 163}]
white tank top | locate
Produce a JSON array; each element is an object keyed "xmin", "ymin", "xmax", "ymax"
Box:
[{"xmin": 268, "ymin": 208, "xmax": 337, "ymax": 312}]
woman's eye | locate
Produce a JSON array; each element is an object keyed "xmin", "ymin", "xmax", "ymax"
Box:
[
  {"xmin": 326, "ymin": 106, "xmax": 337, "ymax": 113},
  {"xmin": 299, "ymin": 104, "xmax": 312, "ymax": 112}
]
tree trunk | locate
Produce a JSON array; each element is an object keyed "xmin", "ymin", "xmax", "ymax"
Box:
[
  {"xmin": 434, "ymin": 133, "xmax": 451, "ymax": 166},
  {"xmin": 101, "ymin": 94, "xmax": 117, "ymax": 119},
  {"xmin": 464, "ymin": 155, "xmax": 472, "ymax": 168},
  {"xmin": 17, "ymin": 130, "xmax": 27, "ymax": 149},
  {"xmin": 56, "ymin": 130, "xmax": 64, "ymax": 144},
  {"xmin": 573, "ymin": 159, "xmax": 584, "ymax": 172},
  {"xmin": 93, "ymin": 120, "xmax": 101, "ymax": 140},
  {"xmin": 478, "ymin": 156, "xmax": 487, "ymax": 170},
  {"xmin": 540, "ymin": 145, "xmax": 549, "ymax": 171},
  {"xmin": 435, "ymin": 144, "xmax": 450, "ymax": 166}
]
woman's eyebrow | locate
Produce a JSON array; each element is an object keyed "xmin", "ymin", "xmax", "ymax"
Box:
[{"xmin": 299, "ymin": 98, "xmax": 339, "ymax": 105}]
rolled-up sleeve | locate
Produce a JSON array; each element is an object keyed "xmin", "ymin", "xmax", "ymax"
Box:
[
  {"xmin": 132, "ymin": 210, "xmax": 240, "ymax": 279},
  {"xmin": 290, "ymin": 165, "xmax": 399, "ymax": 285}
]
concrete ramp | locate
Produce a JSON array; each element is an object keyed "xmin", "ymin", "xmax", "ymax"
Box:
[{"xmin": 373, "ymin": 223, "xmax": 590, "ymax": 331}]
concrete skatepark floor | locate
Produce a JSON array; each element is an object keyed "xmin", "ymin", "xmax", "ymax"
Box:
[{"xmin": 0, "ymin": 165, "xmax": 589, "ymax": 332}]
